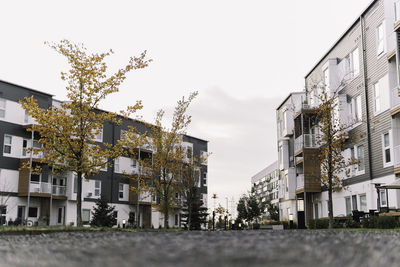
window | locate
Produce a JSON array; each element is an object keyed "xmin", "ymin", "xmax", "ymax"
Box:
[
  {"xmin": 282, "ymin": 110, "xmax": 287, "ymax": 132},
  {"xmin": 93, "ymin": 126, "xmax": 103, "ymax": 142},
  {"xmin": 186, "ymin": 147, "xmax": 193, "ymax": 159},
  {"xmin": 374, "ymin": 82, "xmax": 381, "ymax": 114},
  {"xmin": 28, "ymin": 207, "xmax": 38, "ymax": 218},
  {"xmin": 119, "ymin": 183, "xmax": 124, "ymax": 199},
  {"xmin": 356, "ymin": 145, "xmax": 365, "ymax": 173},
  {"xmin": 22, "ymin": 139, "xmax": 28, "ymax": 156},
  {"xmin": 0, "ymin": 206, "xmax": 6, "ymax": 225},
  {"xmin": 73, "ymin": 175, "xmax": 78, "ymax": 194},
  {"xmin": 0, "ymin": 98, "xmax": 5, "ymax": 118},
  {"xmin": 373, "ymin": 75, "xmax": 389, "ymax": 115},
  {"xmin": 352, "ymin": 195, "xmax": 358, "ymax": 211},
  {"xmin": 314, "ymin": 203, "xmax": 319, "ymax": 219},
  {"xmin": 350, "ymin": 48, "xmax": 360, "ymax": 77},
  {"xmin": 345, "ymin": 197, "xmax": 351, "ymax": 216},
  {"xmin": 377, "ymin": 22, "xmax": 385, "ymax": 56},
  {"xmin": 203, "ymin": 172, "xmax": 207, "ymax": 186},
  {"xmin": 94, "ymin": 180, "xmax": 101, "ymax": 197},
  {"xmin": 114, "ymin": 158, "xmax": 120, "ymax": 173},
  {"xmin": 82, "ymin": 209, "xmax": 90, "ymax": 224},
  {"xmin": 382, "ymin": 132, "xmax": 392, "ymax": 167},
  {"xmin": 3, "ymin": 135, "xmax": 11, "ymax": 154},
  {"xmin": 359, "ymin": 194, "xmax": 367, "ymax": 212},
  {"xmin": 24, "ymin": 110, "xmax": 29, "ymax": 123},
  {"xmin": 33, "ymin": 140, "xmax": 41, "ymax": 148},
  {"xmin": 130, "ymin": 158, "xmax": 137, "ymax": 168},
  {"xmin": 396, "ymin": 1, "xmax": 400, "ymax": 22},
  {"xmin": 380, "ymin": 189, "xmax": 387, "ymax": 207},
  {"xmin": 351, "ymin": 95, "xmax": 362, "ymax": 122},
  {"xmin": 323, "ymin": 66, "xmax": 330, "ymax": 91},
  {"xmin": 175, "ymin": 214, "xmax": 179, "ymax": 226}
]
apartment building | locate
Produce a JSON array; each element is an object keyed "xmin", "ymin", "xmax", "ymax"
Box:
[
  {"xmin": 251, "ymin": 161, "xmax": 279, "ymax": 219},
  {"xmin": 277, "ymin": 0, "xmax": 400, "ymax": 227},
  {"xmin": 0, "ymin": 80, "xmax": 208, "ymax": 228}
]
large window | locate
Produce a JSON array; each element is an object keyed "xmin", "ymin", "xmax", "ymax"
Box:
[
  {"xmin": 359, "ymin": 194, "xmax": 367, "ymax": 212},
  {"xmin": 382, "ymin": 132, "xmax": 392, "ymax": 167},
  {"xmin": 380, "ymin": 190, "xmax": 387, "ymax": 207},
  {"xmin": 352, "ymin": 95, "xmax": 362, "ymax": 122},
  {"xmin": 82, "ymin": 209, "xmax": 90, "ymax": 224},
  {"xmin": 3, "ymin": 135, "xmax": 12, "ymax": 154},
  {"xmin": 0, "ymin": 98, "xmax": 5, "ymax": 118},
  {"xmin": 377, "ymin": 22, "xmax": 385, "ymax": 56},
  {"xmin": 94, "ymin": 180, "xmax": 101, "ymax": 197},
  {"xmin": 203, "ymin": 172, "xmax": 207, "ymax": 186},
  {"xmin": 356, "ymin": 145, "xmax": 365, "ymax": 173},
  {"xmin": 373, "ymin": 75, "xmax": 389, "ymax": 115},
  {"xmin": 350, "ymin": 48, "xmax": 360, "ymax": 77},
  {"xmin": 345, "ymin": 197, "xmax": 351, "ymax": 216},
  {"xmin": 73, "ymin": 174, "xmax": 78, "ymax": 193},
  {"xmin": 352, "ymin": 195, "xmax": 358, "ymax": 211}
]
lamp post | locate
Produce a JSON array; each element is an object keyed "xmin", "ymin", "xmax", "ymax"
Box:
[
  {"xmin": 289, "ymin": 213, "xmax": 294, "ymax": 229},
  {"xmin": 122, "ymin": 219, "xmax": 126, "ymax": 229}
]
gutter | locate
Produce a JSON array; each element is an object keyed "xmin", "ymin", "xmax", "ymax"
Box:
[{"xmin": 360, "ymin": 15, "xmax": 374, "ymax": 180}]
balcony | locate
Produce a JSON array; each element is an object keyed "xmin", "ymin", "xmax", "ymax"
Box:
[
  {"xmin": 294, "ymin": 134, "xmax": 318, "ymax": 155},
  {"xmin": 30, "ymin": 182, "xmax": 51, "ymax": 194},
  {"xmin": 296, "ymin": 174, "xmax": 304, "ymax": 191},
  {"xmin": 52, "ymin": 185, "xmax": 67, "ymax": 196},
  {"xmin": 390, "ymin": 87, "xmax": 400, "ymax": 116}
]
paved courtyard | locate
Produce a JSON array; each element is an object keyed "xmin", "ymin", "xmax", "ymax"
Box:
[{"xmin": 0, "ymin": 230, "xmax": 399, "ymax": 267}]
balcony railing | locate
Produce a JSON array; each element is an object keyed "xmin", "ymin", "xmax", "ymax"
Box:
[
  {"xmin": 296, "ymin": 174, "xmax": 304, "ymax": 190},
  {"xmin": 30, "ymin": 182, "xmax": 51, "ymax": 194},
  {"xmin": 394, "ymin": 145, "xmax": 400, "ymax": 167},
  {"xmin": 295, "ymin": 134, "xmax": 318, "ymax": 152},
  {"xmin": 52, "ymin": 185, "xmax": 67, "ymax": 196}
]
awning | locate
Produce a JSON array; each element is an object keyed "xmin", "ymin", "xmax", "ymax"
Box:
[{"xmin": 377, "ymin": 180, "xmax": 400, "ymax": 189}]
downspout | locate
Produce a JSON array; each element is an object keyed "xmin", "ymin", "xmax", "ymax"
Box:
[{"xmin": 360, "ymin": 15, "xmax": 374, "ymax": 181}]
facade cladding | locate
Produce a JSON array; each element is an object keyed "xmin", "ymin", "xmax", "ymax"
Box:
[
  {"xmin": 273, "ymin": 0, "xmax": 400, "ymax": 227},
  {"xmin": 0, "ymin": 80, "xmax": 208, "ymax": 227}
]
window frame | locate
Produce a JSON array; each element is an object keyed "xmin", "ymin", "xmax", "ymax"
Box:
[
  {"xmin": 355, "ymin": 144, "xmax": 365, "ymax": 175},
  {"xmin": 395, "ymin": 1, "xmax": 400, "ymax": 22},
  {"xmin": 376, "ymin": 21, "xmax": 386, "ymax": 57},
  {"xmin": 3, "ymin": 135, "xmax": 12, "ymax": 154},
  {"xmin": 382, "ymin": 131, "xmax": 393, "ymax": 168},
  {"xmin": 119, "ymin": 183, "xmax": 124, "ymax": 200},
  {"xmin": 0, "ymin": 98, "xmax": 5, "ymax": 118},
  {"xmin": 94, "ymin": 180, "xmax": 101, "ymax": 197}
]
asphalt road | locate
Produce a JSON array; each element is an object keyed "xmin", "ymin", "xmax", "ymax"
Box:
[{"xmin": 0, "ymin": 230, "xmax": 398, "ymax": 267}]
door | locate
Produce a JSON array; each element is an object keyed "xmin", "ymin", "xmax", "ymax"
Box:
[{"xmin": 57, "ymin": 207, "xmax": 65, "ymax": 225}]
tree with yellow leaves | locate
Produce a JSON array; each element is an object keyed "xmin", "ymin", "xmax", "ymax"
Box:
[
  {"xmin": 312, "ymin": 84, "xmax": 360, "ymax": 229},
  {"xmin": 134, "ymin": 92, "xmax": 198, "ymax": 228},
  {"xmin": 20, "ymin": 40, "xmax": 151, "ymax": 226}
]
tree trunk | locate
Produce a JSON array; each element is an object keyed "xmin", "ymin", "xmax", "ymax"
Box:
[
  {"xmin": 164, "ymin": 195, "xmax": 169, "ymax": 229},
  {"xmin": 77, "ymin": 171, "xmax": 83, "ymax": 226},
  {"xmin": 328, "ymin": 178, "xmax": 333, "ymax": 229}
]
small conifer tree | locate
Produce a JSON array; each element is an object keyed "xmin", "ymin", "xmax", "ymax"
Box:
[{"xmin": 90, "ymin": 196, "xmax": 116, "ymax": 227}]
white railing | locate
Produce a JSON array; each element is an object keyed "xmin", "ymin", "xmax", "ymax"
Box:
[
  {"xmin": 394, "ymin": 145, "xmax": 400, "ymax": 167},
  {"xmin": 296, "ymin": 174, "xmax": 304, "ymax": 190},
  {"xmin": 52, "ymin": 185, "xmax": 67, "ymax": 196},
  {"xmin": 295, "ymin": 134, "xmax": 318, "ymax": 152},
  {"xmin": 30, "ymin": 182, "xmax": 51, "ymax": 194}
]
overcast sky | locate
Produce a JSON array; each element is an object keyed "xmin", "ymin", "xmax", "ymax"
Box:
[{"xmin": 0, "ymin": 0, "xmax": 372, "ymax": 213}]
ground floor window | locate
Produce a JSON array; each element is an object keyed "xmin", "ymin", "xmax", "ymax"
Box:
[
  {"xmin": 314, "ymin": 203, "xmax": 319, "ymax": 219},
  {"xmin": 82, "ymin": 209, "xmax": 90, "ymax": 224},
  {"xmin": 345, "ymin": 197, "xmax": 351, "ymax": 216},
  {"xmin": 380, "ymin": 190, "xmax": 387, "ymax": 207},
  {"xmin": 359, "ymin": 194, "xmax": 367, "ymax": 212},
  {"xmin": 28, "ymin": 207, "xmax": 38, "ymax": 218},
  {"xmin": 175, "ymin": 214, "xmax": 179, "ymax": 226},
  {"xmin": 0, "ymin": 206, "xmax": 6, "ymax": 225}
]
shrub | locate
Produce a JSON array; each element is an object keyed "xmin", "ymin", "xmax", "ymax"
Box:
[
  {"xmin": 361, "ymin": 216, "xmax": 399, "ymax": 229},
  {"xmin": 309, "ymin": 219, "xmax": 329, "ymax": 229},
  {"xmin": 344, "ymin": 220, "xmax": 360, "ymax": 228}
]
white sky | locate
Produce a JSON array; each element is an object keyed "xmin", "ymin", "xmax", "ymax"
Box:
[{"xmin": 0, "ymin": 0, "xmax": 372, "ymax": 213}]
